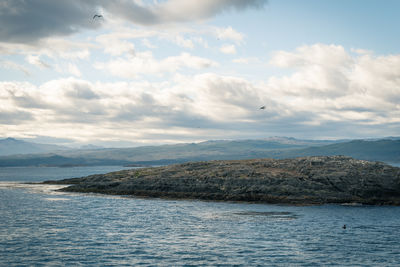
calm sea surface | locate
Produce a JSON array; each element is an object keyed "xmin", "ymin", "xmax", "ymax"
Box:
[{"xmin": 1, "ymin": 166, "xmax": 400, "ymax": 266}]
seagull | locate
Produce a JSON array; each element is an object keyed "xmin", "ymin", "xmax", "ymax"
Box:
[
  {"xmin": 259, "ymin": 106, "xmax": 266, "ymax": 110},
  {"xmin": 93, "ymin": 14, "xmax": 103, "ymax": 19}
]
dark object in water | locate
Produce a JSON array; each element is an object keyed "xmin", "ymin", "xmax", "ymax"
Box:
[{"xmin": 342, "ymin": 224, "xmax": 347, "ymax": 229}]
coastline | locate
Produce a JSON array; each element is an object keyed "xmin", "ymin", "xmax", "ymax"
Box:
[{"xmin": 44, "ymin": 156, "xmax": 400, "ymax": 205}]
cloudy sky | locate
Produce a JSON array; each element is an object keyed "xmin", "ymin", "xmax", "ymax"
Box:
[{"xmin": 0, "ymin": 0, "xmax": 399, "ymax": 147}]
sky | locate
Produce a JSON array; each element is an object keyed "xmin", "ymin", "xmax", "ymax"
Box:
[{"xmin": 0, "ymin": 0, "xmax": 399, "ymax": 147}]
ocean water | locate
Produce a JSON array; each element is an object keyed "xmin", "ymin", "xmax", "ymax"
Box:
[
  {"xmin": 0, "ymin": 166, "xmax": 134, "ymax": 182},
  {"xmin": 389, "ymin": 162, "xmax": 400, "ymax": 168},
  {"xmin": 1, "ymin": 167, "xmax": 400, "ymax": 266}
]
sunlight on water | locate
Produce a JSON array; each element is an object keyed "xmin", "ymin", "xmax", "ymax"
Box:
[
  {"xmin": 43, "ymin": 197, "xmax": 70, "ymax": 201},
  {"xmin": 0, "ymin": 166, "xmax": 133, "ymax": 182},
  {"xmin": 0, "ymin": 182, "xmax": 69, "ymax": 194},
  {"xmin": 1, "ymin": 167, "xmax": 400, "ymax": 266}
]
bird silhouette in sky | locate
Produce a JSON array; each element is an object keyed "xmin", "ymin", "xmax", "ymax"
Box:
[
  {"xmin": 93, "ymin": 14, "xmax": 103, "ymax": 20},
  {"xmin": 260, "ymin": 106, "xmax": 266, "ymax": 110}
]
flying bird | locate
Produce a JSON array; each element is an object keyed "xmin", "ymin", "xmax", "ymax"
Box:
[
  {"xmin": 93, "ymin": 14, "xmax": 103, "ymax": 19},
  {"xmin": 259, "ymin": 106, "xmax": 266, "ymax": 110}
]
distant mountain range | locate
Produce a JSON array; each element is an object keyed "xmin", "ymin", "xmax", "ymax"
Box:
[
  {"xmin": 0, "ymin": 137, "xmax": 399, "ymax": 167},
  {"xmin": 0, "ymin": 138, "xmax": 68, "ymax": 156}
]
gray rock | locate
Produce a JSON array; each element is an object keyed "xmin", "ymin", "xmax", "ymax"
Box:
[{"xmin": 47, "ymin": 156, "xmax": 400, "ymax": 205}]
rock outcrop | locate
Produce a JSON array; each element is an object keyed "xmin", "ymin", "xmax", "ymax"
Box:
[{"xmin": 45, "ymin": 156, "xmax": 400, "ymax": 205}]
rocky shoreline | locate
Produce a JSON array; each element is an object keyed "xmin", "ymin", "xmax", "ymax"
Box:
[{"xmin": 44, "ymin": 156, "xmax": 400, "ymax": 205}]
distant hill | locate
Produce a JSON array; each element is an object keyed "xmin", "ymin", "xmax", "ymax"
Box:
[
  {"xmin": 0, "ymin": 154, "xmax": 133, "ymax": 167},
  {"xmin": 276, "ymin": 139, "xmax": 400, "ymax": 163},
  {"xmin": 0, "ymin": 137, "xmax": 399, "ymax": 167},
  {"xmin": 0, "ymin": 138, "xmax": 68, "ymax": 156},
  {"xmin": 79, "ymin": 144, "xmax": 104, "ymax": 150},
  {"xmin": 55, "ymin": 137, "xmax": 338, "ymax": 163}
]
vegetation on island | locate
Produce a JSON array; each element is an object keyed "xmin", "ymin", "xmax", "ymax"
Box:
[{"xmin": 45, "ymin": 156, "xmax": 400, "ymax": 205}]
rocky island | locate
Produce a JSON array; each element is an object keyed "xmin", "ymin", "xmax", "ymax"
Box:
[{"xmin": 45, "ymin": 156, "xmax": 400, "ymax": 205}]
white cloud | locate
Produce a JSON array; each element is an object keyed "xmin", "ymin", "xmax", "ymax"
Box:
[
  {"xmin": 96, "ymin": 34, "xmax": 135, "ymax": 56},
  {"xmin": 266, "ymin": 44, "xmax": 400, "ymax": 127},
  {"xmin": 68, "ymin": 64, "xmax": 82, "ymax": 77},
  {"xmin": 193, "ymin": 37, "xmax": 209, "ymax": 48},
  {"xmin": 172, "ymin": 35, "xmax": 194, "ymax": 49},
  {"xmin": 0, "ymin": 60, "xmax": 30, "ymax": 76},
  {"xmin": 39, "ymin": 38, "xmax": 93, "ymax": 60},
  {"xmin": 270, "ymin": 44, "xmax": 352, "ymax": 69},
  {"xmin": 142, "ymin": 38, "xmax": 157, "ymax": 49},
  {"xmin": 269, "ymin": 44, "xmax": 354, "ymax": 98},
  {"xmin": 0, "ymin": 37, "xmax": 93, "ymax": 59},
  {"xmin": 95, "ymin": 27, "xmax": 197, "ymax": 51},
  {"xmin": 94, "ymin": 52, "xmax": 218, "ymax": 78},
  {"xmin": 214, "ymin": 26, "xmax": 244, "ymax": 42},
  {"xmin": 106, "ymin": 0, "xmax": 268, "ymax": 26},
  {"xmin": 0, "ymin": 73, "xmax": 278, "ymax": 143},
  {"xmin": 232, "ymin": 57, "xmax": 261, "ymax": 64},
  {"xmin": 173, "ymin": 73, "xmax": 271, "ymax": 121},
  {"xmin": 1, "ymin": 43, "xmax": 400, "ymax": 143},
  {"xmin": 351, "ymin": 54, "xmax": 400, "ymax": 102},
  {"xmin": 0, "ymin": 0, "xmax": 267, "ymax": 43},
  {"xmin": 220, "ymin": 44, "xmax": 237, "ymax": 54},
  {"xmin": 26, "ymin": 55, "xmax": 51, "ymax": 69},
  {"xmin": 351, "ymin": 48, "xmax": 372, "ymax": 55}
]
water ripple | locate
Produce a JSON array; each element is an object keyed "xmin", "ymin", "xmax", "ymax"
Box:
[{"xmin": 1, "ymin": 184, "xmax": 400, "ymax": 266}]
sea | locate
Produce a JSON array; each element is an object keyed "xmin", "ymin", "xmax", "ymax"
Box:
[{"xmin": 1, "ymin": 165, "xmax": 400, "ymax": 266}]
